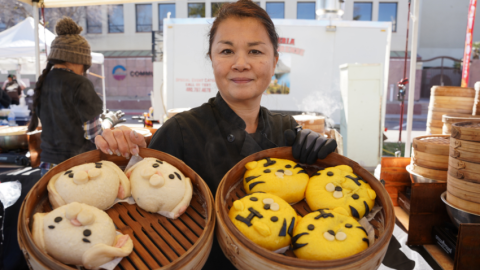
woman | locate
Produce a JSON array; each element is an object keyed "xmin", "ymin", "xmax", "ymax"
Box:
[
  {"xmin": 27, "ymin": 17, "xmax": 123, "ymax": 175},
  {"xmin": 96, "ymin": 1, "xmax": 336, "ymax": 268}
]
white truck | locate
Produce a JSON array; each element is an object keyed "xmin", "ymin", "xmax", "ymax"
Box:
[{"xmin": 153, "ymin": 18, "xmax": 392, "ymax": 168}]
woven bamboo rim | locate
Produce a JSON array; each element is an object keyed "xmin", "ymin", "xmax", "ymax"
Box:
[
  {"xmin": 411, "ymin": 149, "xmax": 448, "ymax": 170},
  {"xmin": 410, "ymin": 164, "xmax": 447, "ymax": 181},
  {"xmin": 412, "ymin": 135, "xmax": 450, "ymax": 155},
  {"xmin": 18, "ymin": 149, "xmax": 215, "ymax": 270},
  {"xmin": 446, "ymin": 191, "xmax": 480, "ymax": 215},
  {"xmin": 447, "ymin": 174, "xmax": 480, "ymax": 197},
  {"xmin": 451, "ymin": 121, "xmax": 480, "ymax": 142},
  {"xmin": 450, "ymin": 137, "xmax": 480, "ymax": 152},
  {"xmin": 216, "ymin": 147, "xmax": 394, "ymax": 270},
  {"xmin": 450, "ymin": 147, "xmax": 480, "ymax": 163},
  {"xmin": 430, "ymin": 86, "xmax": 475, "ymax": 97}
]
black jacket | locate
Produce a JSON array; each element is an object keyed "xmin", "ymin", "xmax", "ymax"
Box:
[
  {"xmin": 0, "ymin": 89, "xmax": 10, "ymax": 108},
  {"xmin": 148, "ymin": 93, "xmax": 298, "ymax": 269}
]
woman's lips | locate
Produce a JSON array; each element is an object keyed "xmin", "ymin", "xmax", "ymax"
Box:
[{"xmin": 231, "ymin": 78, "xmax": 253, "ymax": 84}]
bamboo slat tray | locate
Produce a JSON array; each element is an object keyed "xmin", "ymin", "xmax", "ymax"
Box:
[
  {"xmin": 451, "ymin": 122, "xmax": 480, "ymax": 142},
  {"xmin": 18, "ymin": 149, "xmax": 215, "ymax": 270},
  {"xmin": 412, "ymin": 135, "xmax": 450, "ymax": 156},
  {"xmin": 216, "ymin": 147, "xmax": 395, "ymax": 270}
]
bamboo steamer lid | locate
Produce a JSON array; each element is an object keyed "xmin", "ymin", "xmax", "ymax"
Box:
[
  {"xmin": 411, "ymin": 149, "xmax": 448, "ymax": 170},
  {"xmin": 215, "ymin": 147, "xmax": 394, "ymax": 270},
  {"xmin": 412, "ymin": 135, "xmax": 450, "ymax": 156},
  {"xmin": 0, "ymin": 126, "xmax": 27, "ymax": 136},
  {"xmin": 410, "ymin": 164, "xmax": 447, "ymax": 181},
  {"xmin": 446, "ymin": 191, "xmax": 480, "ymax": 215},
  {"xmin": 430, "ymin": 86, "xmax": 475, "ymax": 97},
  {"xmin": 442, "ymin": 115, "xmax": 480, "ymax": 135},
  {"xmin": 292, "ymin": 114, "xmax": 325, "ymax": 135},
  {"xmin": 17, "ymin": 149, "xmax": 215, "ymax": 270},
  {"xmin": 451, "ymin": 121, "xmax": 480, "ymax": 142}
]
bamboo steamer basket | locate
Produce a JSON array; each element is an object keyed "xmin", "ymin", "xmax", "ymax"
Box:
[
  {"xmin": 410, "ymin": 164, "xmax": 447, "ymax": 181},
  {"xmin": 17, "ymin": 149, "xmax": 215, "ymax": 270},
  {"xmin": 426, "ymin": 126, "xmax": 443, "ymax": 135},
  {"xmin": 215, "ymin": 147, "xmax": 394, "ymax": 270},
  {"xmin": 451, "ymin": 121, "xmax": 480, "ymax": 142},
  {"xmin": 442, "ymin": 115, "xmax": 480, "ymax": 135},
  {"xmin": 449, "ymin": 147, "xmax": 480, "ymax": 163},
  {"xmin": 426, "ymin": 86, "xmax": 476, "ymax": 134},
  {"xmin": 450, "ymin": 137, "xmax": 480, "ymax": 152},
  {"xmin": 447, "ymin": 174, "xmax": 480, "ymax": 204},
  {"xmin": 448, "ymin": 157, "xmax": 480, "ymax": 184},
  {"xmin": 293, "ymin": 115, "xmax": 325, "ymax": 135},
  {"xmin": 412, "ymin": 135, "xmax": 450, "ymax": 156},
  {"xmin": 446, "ymin": 191, "xmax": 480, "ymax": 215},
  {"xmin": 411, "ymin": 149, "xmax": 448, "ymax": 170}
]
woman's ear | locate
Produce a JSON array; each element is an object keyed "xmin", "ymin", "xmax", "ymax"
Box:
[{"xmin": 272, "ymin": 55, "xmax": 279, "ymax": 76}]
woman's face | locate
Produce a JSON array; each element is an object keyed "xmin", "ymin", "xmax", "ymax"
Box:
[{"xmin": 210, "ymin": 17, "xmax": 278, "ymax": 105}]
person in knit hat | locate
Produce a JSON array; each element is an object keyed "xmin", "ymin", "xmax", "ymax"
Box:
[{"xmin": 27, "ymin": 17, "xmax": 124, "ymax": 176}]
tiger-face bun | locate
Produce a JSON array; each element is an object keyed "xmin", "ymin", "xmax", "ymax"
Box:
[
  {"xmin": 305, "ymin": 165, "xmax": 376, "ymax": 219},
  {"xmin": 243, "ymin": 158, "xmax": 309, "ymax": 204}
]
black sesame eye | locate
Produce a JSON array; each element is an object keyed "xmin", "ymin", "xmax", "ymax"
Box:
[
  {"xmin": 345, "ymin": 223, "xmax": 353, "ymax": 228},
  {"xmin": 271, "ymin": 216, "xmax": 278, "ymax": 222},
  {"xmin": 352, "ymin": 194, "xmax": 359, "ymax": 200},
  {"xmin": 327, "ymin": 172, "xmax": 334, "ymax": 176},
  {"xmin": 152, "ymin": 163, "xmax": 159, "ymax": 168},
  {"xmin": 335, "ymin": 186, "xmax": 342, "ymax": 191},
  {"xmin": 83, "ymin": 238, "xmax": 91, "ymax": 243},
  {"xmin": 68, "ymin": 173, "xmax": 74, "ymax": 178},
  {"xmin": 95, "ymin": 164, "xmax": 102, "ymax": 168},
  {"xmin": 54, "ymin": 217, "xmax": 62, "ymax": 223},
  {"xmin": 264, "ymin": 204, "xmax": 270, "ymax": 210},
  {"xmin": 48, "ymin": 225, "xmax": 55, "ymax": 229},
  {"xmin": 169, "ymin": 174, "xmax": 175, "ymax": 179},
  {"xmin": 83, "ymin": 229, "xmax": 92, "ymax": 237},
  {"xmin": 308, "ymin": 224, "xmax": 315, "ymax": 231},
  {"xmin": 250, "ymin": 197, "xmax": 258, "ymax": 201},
  {"xmin": 156, "ymin": 160, "xmax": 163, "ymax": 164},
  {"xmin": 264, "ymin": 169, "xmax": 271, "ymax": 173},
  {"xmin": 64, "ymin": 170, "xmax": 72, "ymax": 175},
  {"xmin": 277, "ymin": 169, "xmax": 284, "ymax": 173},
  {"xmin": 285, "ymin": 165, "xmax": 292, "ymax": 168},
  {"xmin": 328, "ymin": 230, "xmax": 335, "ymax": 236}
]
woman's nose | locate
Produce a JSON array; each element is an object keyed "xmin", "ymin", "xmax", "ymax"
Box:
[{"xmin": 232, "ymin": 54, "xmax": 251, "ymax": 71}]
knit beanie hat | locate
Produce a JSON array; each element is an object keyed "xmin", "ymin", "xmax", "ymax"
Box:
[{"xmin": 48, "ymin": 17, "xmax": 91, "ymax": 69}]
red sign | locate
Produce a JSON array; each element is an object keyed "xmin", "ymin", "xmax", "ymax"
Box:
[{"xmin": 461, "ymin": 0, "xmax": 477, "ymax": 87}]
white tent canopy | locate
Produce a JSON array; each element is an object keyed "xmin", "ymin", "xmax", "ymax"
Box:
[
  {"xmin": 0, "ymin": 17, "xmax": 107, "ymax": 109},
  {"xmin": 19, "ymin": 0, "xmax": 155, "ymax": 8}
]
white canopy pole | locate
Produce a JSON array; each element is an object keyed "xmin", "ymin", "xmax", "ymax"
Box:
[
  {"xmin": 33, "ymin": 1, "xmax": 41, "ymax": 78},
  {"xmin": 101, "ymin": 64, "xmax": 106, "ymax": 110},
  {"xmin": 404, "ymin": 0, "xmax": 421, "ymax": 157}
]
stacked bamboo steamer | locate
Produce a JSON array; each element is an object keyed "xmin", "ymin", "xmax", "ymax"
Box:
[
  {"xmin": 447, "ymin": 122, "xmax": 480, "ymax": 215},
  {"xmin": 442, "ymin": 114, "xmax": 480, "ymax": 135},
  {"xmin": 411, "ymin": 135, "xmax": 450, "ymax": 181},
  {"xmin": 292, "ymin": 114, "xmax": 325, "ymax": 135},
  {"xmin": 426, "ymin": 86, "xmax": 477, "ymax": 135}
]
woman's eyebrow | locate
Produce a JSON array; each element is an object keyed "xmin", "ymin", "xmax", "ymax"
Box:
[
  {"xmin": 248, "ymin": 41, "xmax": 265, "ymax": 46},
  {"xmin": 218, "ymin": 40, "xmax": 233, "ymax": 46}
]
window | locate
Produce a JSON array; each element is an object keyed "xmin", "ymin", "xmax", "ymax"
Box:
[
  {"xmin": 136, "ymin": 4, "xmax": 152, "ymax": 32},
  {"xmin": 188, "ymin": 3, "xmax": 205, "ymax": 18},
  {"xmin": 379, "ymin": 2, "xmax": 397, "ymax": 32},
  {"xmin": 108, "ymin": 5, "xmax": 124, "ymax": 33},
  {"xmin": 297, "ymin": 2, "xmax": 315, "ymax": 19},
  {"xmin": 159, "ymin": 4, "xmax": 176, "ymax": 32},
  {"xmin": 353, "ymin": 2, "xmax": 372, "ymax": 21},
  {"xmin": 86, "ymin": 6, "xmax": 102, "ymax": 33},
  {"xmin": 266, "ymin": 2, "xmax": 285, "ymax": 19},
  {"xmin": 0, "ymin": 22, "xmax": 6, "ymax": 32},
  {"xmin": 211, "ymin": 2, "xmax": 228, "ymax": 17}
]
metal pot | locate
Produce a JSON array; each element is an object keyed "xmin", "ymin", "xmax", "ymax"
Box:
[
  {"xmin": 441, "ymin": 191, "xmax": 480, "ymax": 228},
  {"xmin": 0, "ymin": 133, "xmax": 28, "ymax": 151}
]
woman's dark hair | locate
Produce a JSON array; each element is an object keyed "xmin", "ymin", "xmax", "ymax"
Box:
[
  {"xmin": 28, "ymin": 60, "xmax": 65, "ymax": 132},
  {"xmin": 208, "ymin": 0, "xmax": 279, "ymax": 57}
]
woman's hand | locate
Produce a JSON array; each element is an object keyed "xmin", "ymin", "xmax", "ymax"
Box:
[
  {"xmin": 95, "ymin": 126, "xmax": 147, "ymax": 159},
  {"xmin": 285, "ymin": 129, "xmax": 337, "ymax": 164}
]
